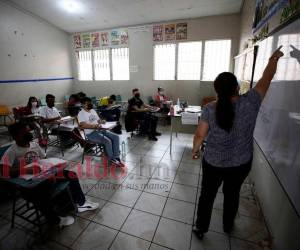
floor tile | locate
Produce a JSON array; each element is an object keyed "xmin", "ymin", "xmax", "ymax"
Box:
[
  {"xmin": 130, "ymin": 164, "xmax": 157, "ymax": 178},
  {"xmin": 230, "ymin": 237, "xmax": 264, "ymax": 250},
  {"xmin": 190, "ymin": 230, "xmax": 230, "ymax": 250},
  {"xmin": 79, "ymin": 178, "xmax": 99, "ymax": 194},
  {"xmin": 159, "ymin": 159, "xmax": 180, "ymax": 171},
  {"xmin": 121, "ymin": 209, "xmax": 160, "ymax": 241},
  {"xmin": 72, "ymin": 222, "xmax": 117, "ymax": 250},
  {"xmin": 177, "ymin": 162, "xmax": 201, "ymax": 174},
  {"xmin": 153, "ymin": 217, "xmax": 192, "ymax": 250},
  {"xmin": 162, "ymin": 198, "xmax": 195, "ymax": 224},
  {"xmin": 238, "ymin": 197, "xmax": 262, "ymax": 219},
  {"xmin": 142, "ymin": 156, "xmax": 162, "ymax": 164},
  {"xmin": 135, "ymin": 192, "xmax": 167, "ymax": 215},
  {"xmin": 123, "ymin": 173, "xmax": 150, "ymax": 191},
  {"xmin": 110, "ymin": 232, "xmax": 150, "ymax": 250},
  {"xmin": 49, "ymin": 217, "xmax": 90, "ymax": 246},
  {"xmin": 174, "ymin": 171, "xmax": 200, "ymax": 187},
  {"xmin": 93, "ymin": 202, "xmax": 131, "ymax": 230},
  {"xmin": 169, "ymin": 183, "xmax": 198, "ymax": 203},
  {"xmin": 110, "ymin": 187, "xmax": 142, "ymax": 207},
  {"xmin": 144, "ymin": 179, "xmax": 172, "ymax": 197},
  {"xmin": 87, "ymin": 181, "xmax": 119, "ymax": 200},
  {"xmin": 145, "ymin": 149, "xmax": 166, "ymax": 158},
  {"xmin": 149, "ymin": 243, "xmax": 170, "ymax": 250},
  {"xmin": 0, "ymin": 227, "xmax": 35, "ymax": 250},
  {"xmin": 152, "ymin": 168, "xmax": 177, "ymax": 182}
]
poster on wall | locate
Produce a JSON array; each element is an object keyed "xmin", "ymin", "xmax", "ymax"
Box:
[
  {"xmin": 153, "ymin": 25, "xmax": 164, "ymax": 42},
  {"xmin": 252, "ymin": 0, "xmax": 288, "ymax": 33},
  {"xmin": 120, "ymin": 30, "xmax": 129, "ymax": 45},
  {"xmin": 82, "ymin": 33, "xmax": 91, "ymax": 48},
  {"xmin": 100, "ymin": 32, "xmax": 109, "ymax": 46},
  {"xmin": 73, "ymin": 34, "xmax": 82, "ymax": 49},
  {"xmin": 91, "ymin": 32, "xmax": 100, "ymax": 47},
  {"xmin": 176, "ymin": 23, "xmax": 187, "ymax": 40},
  {"xmin": 111, "ymin": 30, "xmax": 120, "ymax": 45},
  {"xmin": 165, "ymin": 24, "xmax": 176, "ymax": 41}
]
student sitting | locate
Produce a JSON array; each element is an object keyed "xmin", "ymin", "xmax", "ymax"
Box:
[
  {"xmin": 68, "ymin": 94, "xmax": 81, "ymax": 117},
  {"xmin": 78, "ymin": 97, "xmax": 124, "ymax": 167},
  {"xmin": 0, "ymin": 122, "xmax": 99, "ymax": 227},
  {"xmin": 154, "ymin": 87, "xmax": 170, "ymax": 113},
  {"xmin": 127, "ymin": 88, "xmax": 161, "ymax": 141},
  {"xmin": 40, "ymin": 94, "xmax": 85, "ymax": 147},
  {"xmin": 99, "ymin": 95, "xmax": 122, "ymax": 134}
]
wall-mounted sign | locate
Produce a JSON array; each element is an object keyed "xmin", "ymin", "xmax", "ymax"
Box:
[
  {"xmin": 91, "ymin": 32, "xmax": 100, "ymax": 47},
  {"xmin": 73, "ymin": 34, "xmax": 82, "ymax": 49},
  {"xmin": 153, "ymin": 25, "xmax": 164, "ymax": 42},
  {"xmin": 82, "ymin": 33, "xmax": 91, "ymax": 48},
  {"xmin": 176, "ymin": 23, "xmax": 187, "ymax": 40},
  {"xmin": 165, "ymin": 24, "xmax": 176, "ymax": 41}
]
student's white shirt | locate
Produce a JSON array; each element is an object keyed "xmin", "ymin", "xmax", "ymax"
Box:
[
  {"xmin": 77, "ymin": 109, "xmax": 99, "ymax": 135},
  {"xmin": 39, "ymin": 106, "xmax": 60, "ymax": 119},
  {"xmin": 0, "ymin": 142, "xmax": 46, "ymax": 167}
]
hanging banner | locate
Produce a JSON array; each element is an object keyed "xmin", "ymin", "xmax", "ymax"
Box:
[
  {"xmin": 73, "ymin": 34, "xmax": 82, "ymax": 49},
  {"xmin": 91, "ymin": 32, "xmax": 100, "ymax": 47},
  {"xmin": 111, "ymin": 30, "xmax": 120, "ymax": 46},
  {"xmin": 165, "ymin": 24, "xmax": 176, "ymax": 41},
  {"xmin": 82, "ymin": 33, "xmax": 91, "ymax": 48},
  {"xmin": 100, "ymin": 32, "xmax": 109, "ymax": 47},
  {"xmin": 153, "ymin": 25, "xmax": 164, "ymax": 42},
  {"xmin": 253, "ymin": 0, "xmax": 289, "ymax": 33},
  {"xmin": 176, "ymin": 23, "xmax": 187, "ymax": 40},
  {"xmin": 120, "ymin": 30, "xmax": 129, "ymax": 45}
]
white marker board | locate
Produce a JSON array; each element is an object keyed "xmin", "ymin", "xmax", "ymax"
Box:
[{"xmin": 253, "ymin": 17, "xmax": 300, "ymax": 216}]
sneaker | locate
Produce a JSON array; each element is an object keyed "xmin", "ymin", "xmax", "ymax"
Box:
[
  {"xmin": 59, "ymin": 216, "xmax": 75, "ymax": 227},
  {"xmin": 148, "ymin": 136, "xmax": 158, "ymax": 141},
  {"xmin": 111, "ymin": 159, "xmax": 125, "ymax": 168},
  {"xmin": 77, "ymin": 200, "xmax": 99, "ymax": 213}
]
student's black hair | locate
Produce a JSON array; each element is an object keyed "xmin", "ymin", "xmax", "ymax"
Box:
[
  {"xmin": 81, "ymin": 97, "xmax": 92, "ymax": 104},
  {"xmin": 46, "ymin": 94, "xmax": 55, "ymax": 101},
  {"xmin": 132, "ymin": 88, "xmax": 139, "ymax": 93},
  {"xmin": 158, "ymin": 87, "xmax": 163, "ymax": 92},
  {"xmin": 109, "ymin": 95, "xmax": 116, "ymax": 101},
  {"xmin": 27, "ymin": 96, "xmax": 39, "ymax": 109},
  {"xmin": 8, "ymin": 122, "xmax": 27, "ymax": 139},
  {"xmin": 214, "ymin": 72, "xmax": 238, "ymax": 132},
  {"xmin": 77, "ymin": 92, "xmax": 87, "ymax": 98},
  {"xmin": 69, "ymin": 94, "xmax": 80, "ymax": 102}
]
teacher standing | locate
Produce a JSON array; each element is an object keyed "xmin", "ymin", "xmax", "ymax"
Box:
[{"xmin": 192, "ymin": 46, "xmax": 284, "ymax": 238}]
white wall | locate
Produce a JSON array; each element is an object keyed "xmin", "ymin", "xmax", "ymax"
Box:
[
  {"xmin": 0, "ymin": 1, "xmax": 73, "ymax": 107},
  {"xmin": 72, "ymin": 14, "xmax": 240, "ymax": 105},
  {"xmin": 239, "ymin": 1, "xmax": 300, "ymax": 250}
]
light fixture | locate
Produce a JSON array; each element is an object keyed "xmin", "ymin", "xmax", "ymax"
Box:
[{"xmin": 59, "ymin": 0, "xmax": 81, "ymax": 13}]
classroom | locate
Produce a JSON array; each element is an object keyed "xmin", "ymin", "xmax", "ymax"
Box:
[{"xmin": 0, "ymin": 0, "xmax": 299, "ymax": 249}]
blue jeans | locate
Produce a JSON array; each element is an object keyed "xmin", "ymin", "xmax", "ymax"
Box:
[{"xmin": 86, "ymin": 130, "xmax": 120, "ymax": 160}]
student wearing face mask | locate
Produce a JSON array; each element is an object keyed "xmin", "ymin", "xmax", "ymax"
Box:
[
  {"xmin": 0, "ymin": 122, "xmax": 99, "ymax": 227},
  {"xmin": 127, "ymin": 88, "xmax": 161, "ymax": 141},
  {"xmin": 155, "ymin": 87, "xmax": 170, "ymax": 113},
  {"xmin": 77, "ymin": 97, "xmax": 124, "ymax": 167},
  {"xmin": 39, "ymin": 94, "xmax": 86, "ymax": 148}
]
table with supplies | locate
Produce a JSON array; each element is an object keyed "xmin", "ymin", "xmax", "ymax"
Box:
[{"xmin": 168, "ymin": 105, "xmax": 201, "ymax": 154}]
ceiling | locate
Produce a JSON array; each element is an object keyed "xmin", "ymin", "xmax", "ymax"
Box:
[{"xmin": 5, "ymin": 0, "xmax": 243, "ymax": 33}]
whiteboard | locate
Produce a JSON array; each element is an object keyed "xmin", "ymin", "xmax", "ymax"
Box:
[{"xmin": 253, "ymin": 18, "xmax": 300, "ymax": 216}]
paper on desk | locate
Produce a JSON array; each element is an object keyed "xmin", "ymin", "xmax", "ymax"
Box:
[
  {"xmin": 181, "ymin": 112, "xmax": 199, "ymax": 125},
  {"xmin": 101, "ymin": 121, "xmax": 117, "ymax": 129},
  {"xmin": 60, "ymin": 116, "xmax": 73, "ymax": 122}
]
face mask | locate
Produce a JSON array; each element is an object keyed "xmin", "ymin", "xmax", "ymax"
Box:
[
  {"xmin": 159, "ymin": 91, "xmax": 164, "ymax": 95},
  {"xmin": 23, "ymin": 132, "xmax": 33, "ymax": 144},
  {"xmin": 31, "ymin": 102, "xmax": 37, "ymax": 108},
  {"xmin": 134, "ymin": 93, "xmax": 140, "ymax": 98},
  {"xmin": 48, "ymin": 102, "xmax": 55, "ymax": 108},
  {"xmin": 87, "ymin": 103, "xmax": 93, "ymax": 110}
]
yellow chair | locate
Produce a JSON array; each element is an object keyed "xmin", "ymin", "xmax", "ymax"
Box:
[{"xmin": 0, "ymin": 105, "xmax": 14, "ymax": 126}]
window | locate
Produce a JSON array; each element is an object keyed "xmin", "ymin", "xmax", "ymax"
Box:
[
  {"xmin": 112, "ymin": 48, "xmax": 129, "ymax": 80},
  {"xmin": 154, "ymin": 44, "xmax": 176, "ymax": 80},
  {"xmin": 94, "ymin": 49, "xmax": 110, "ymax": 80},
  {"xmin": 77, "ymin": 51, "xmax": 93, "ymax": 81},
  {"xmin": 177, "ymin": 42, "xmax": 202, "ymax": 80},
  {"xmin": 202, "ymin": 40, "xmax": 231, "ymax": 81}
]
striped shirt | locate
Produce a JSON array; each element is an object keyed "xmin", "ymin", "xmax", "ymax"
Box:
[{"xmin": 201, "ymin": 88, "xmax": 262, "ymax": 167}]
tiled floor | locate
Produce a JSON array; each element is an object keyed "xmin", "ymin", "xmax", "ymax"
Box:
[{"xmin": 0, "ymin": 126, "xmax": 271, "ymax": 250}]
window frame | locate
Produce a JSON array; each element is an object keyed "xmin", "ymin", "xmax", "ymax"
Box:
[
  {"xmin": 75, "ymin": 47, "xmax": 130, "ymax": 82},
  {"xmin": 153, "ymin": 39, "xmax": 232, "ymax": 81}
]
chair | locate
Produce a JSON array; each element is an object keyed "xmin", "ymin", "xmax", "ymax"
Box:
[{"xmin": 0, "ymin": 105, "xmax": 14, "ymax": 126}]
